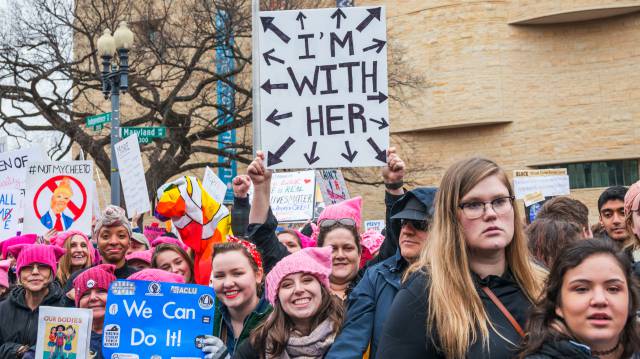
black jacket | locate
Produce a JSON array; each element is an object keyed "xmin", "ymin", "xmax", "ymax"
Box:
[
  {"xmin": 524, "ymin": 339, "xmax": 595, "ymax": 359},
  {"xmin": 378, "ymin": 269, "xmax": 532, "ymax": 359},
  {"xmin": 0, "ymin": 282, "xmax": 66, "ymax": 358},
  {"xmin": 232, "ymin": 340, "xmax": 259, "ymax": 359}
]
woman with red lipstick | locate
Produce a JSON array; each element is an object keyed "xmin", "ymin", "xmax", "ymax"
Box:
[
  {"xmin": 520, "ymin": 239, "xmax": 640, "ymax": 359},
  {"xmin": 378, "ymin": 157, "xmax": 545, "ymax": 359},
  {"xmin": 206, "ymin": 238, "xmax": 272, "ymax": 356}
]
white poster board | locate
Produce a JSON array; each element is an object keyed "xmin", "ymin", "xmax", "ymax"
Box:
[
  {"xmin": 259, "ymin": 6, "xmax": 389, "ymax": 169},
  {"xmin": 513, "ymin": 169, "xmax": 570, "ymax": 199},
  {"xmin": 316, "ymin": 169, "xmax": 350, "ymax": 205},
  {"xmin": 23, "ymin": 161, "xmax": 93, "ymax": 235},
  {"xmin": 36, "ymin": 306, "xmax": 93, "ymax": 359},
  {"xmin": 271, "ymin": 170, "xmax": 316, "ymax": 222},
  {"xmin": 0, "ymin": 189, "xmax": 21, "ymax": 238},
  {"xmin": 0, "ymin": 146, "xmax": 45, "ymax": 192},
  {"xmin": 114, "ymin": 134, "xmax": 151, "ymax": 218},
  {"xmin": 202, "ymin": 166, "xmax": 229, "ymax": 204},
  {"xmin": 364, "ymin": 219, "xmax": 385, "ymax": 233}
]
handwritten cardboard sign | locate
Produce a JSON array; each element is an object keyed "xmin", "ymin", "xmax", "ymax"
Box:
[
  {"xmin": 0, "ymin": 189, "xmax": 21, "ymax": 238},
  {"xmin": 316, "ymin": 169, "xmax": 350, "ymax": 205},
  {"xmin": 23, "ymin": 161, "xmax": 93, "ymax": 235},
  {"xmin": 0, "ymin": 146, "xmax": 45, "ymax": 192},
  {"xmin": 114, "ymin": 134, "xmax": 151, "ymax": 218},
  {"xmin": 513, "ymin": 168, "xmax": 570, "ymax": 199},
  {"xmin": 103, "ymin": 280, "xmax": 214, "ymax": 358},
  {"xmin": 271, "ymin": 170, "xmax": 316, "ymax": 222},
  {"xmin": 259, "ymin": 6, "xmax": 389, "ymax": 169}
]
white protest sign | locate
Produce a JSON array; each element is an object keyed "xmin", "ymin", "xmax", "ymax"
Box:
[
  {"xmin": 0, "ymin": 146, "xmax": 45, "ymax": 192},
  {"xmin": 513, "ymin": 169, "xmax": 570, "ymax": 199},
  {"xmin": 0, "ymin": 137, "xmax": 6, "ymax": 153},
  {"xmin": 203, "ymin": 166, "xmax": 229, "ymax": 204},
  {"xmin": 0, "ymin": 189, "xmax": 21, "ymax": 238},
  {"xmin": 114, "ymin": 134, "xmax": 151, "ymax": 218},
  {"xmin": 316, "ymin": 169, "xmax": 350, "ymax": 205},
  {"xmin": 23, "ymin": 161, "xmax": 93, "ymax": 235},
  {"xmin": 364, "ymin": 219, "xmax": 385, "ymax": 233},
  {"xmin": 271, "ymin": 170, "xmax": 316, "ymax": 222},
  {"xmin": 259, "ymin": 6, "xmax": 389, "ymax": 169},
  {"xmin": 36, "ymin": 306, "xmax": 93, "ymax": 359}
]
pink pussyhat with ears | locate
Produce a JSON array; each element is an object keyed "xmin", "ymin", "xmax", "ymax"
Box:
[
  {"xmin": 52, "ymin": 230, "xmax": 95, "ymax": 263},
  {"xmin": 359, "ymin": 229, "xmax": 386, "ymax": 268},
  {"xmin": 128, "ymin": 268, "xmax": 185, "ymax": 283},
  {"xmin": 1, "ymin": 234, "xmax": 37, "ymax": 259},
  {"xmin": 126, "ymin": 249, "xmax": 153, "ymax": 266},
  {"xmin": 151, "ymin": 236, "xmax": 189, "ymax": 252},
  {"xmin": 8, "ymin": 244, "xmax": 66, "ymax": 277},
  {"xmin": 73, "ymin": 264, "xmax": 116, "ymax": 307},
  {"xmin": 0, "ymin": 259, "xmax": 10, "ymax": 288},
  {"xmin": 313, "ymin": 197, "xmax": 363, "ymax": 242}
]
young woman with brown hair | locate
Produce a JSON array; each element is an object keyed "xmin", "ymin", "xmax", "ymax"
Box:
[{"xmin": 378, "ymin": 157, "xmax": 545, "ymax": 359}]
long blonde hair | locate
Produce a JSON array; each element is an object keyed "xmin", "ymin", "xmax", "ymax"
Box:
[
  {"xmin": 407, "ymin": 157, "xmax": 545, "ymax": 359},
  {"xmin": 56, "ymin": 234, "xmax": 93, "ymax": 286}
]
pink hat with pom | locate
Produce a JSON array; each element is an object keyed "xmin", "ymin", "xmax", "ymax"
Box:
[
  {"xmin": 265, "ymin": 246, "xmax": 332, "ymax": 304},
  {"xmin": 317, "ymin": 197, "xmax": 363, "ymax": 230},
  {"xmin": 1, "ymin": 234, "xmax": 37, "ymax": 259},
  {"xmin": 73, "ymin": 264, "xmax": 116, "ymax": 307},
  {"xmin": 8, "ymin": 244, "xmax": 66, "ymax": 277},
  {"xmin": 126, "ymin": 249, "xmax": 153, "ymax": 265},
  {"xmin": 0, "ymin": 259, "xmax": 10, "ymax": 288},
  {"xmin": 151, "ymin": 236, "xmax": 189, "ymax": 252},
  {"xmin": 625, "ymin": 181, "xmax": 640, "ymax": 215},
  {"xmin": 128, "ymin": 268, "xmax": 185, "ymax": 283},
  {"xmin": 52, "ymin": 230, "xmax": 95, "ymax": 263}
]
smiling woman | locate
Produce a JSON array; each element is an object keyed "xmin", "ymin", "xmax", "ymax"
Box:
[{"xmin": 53, "ymin": 230, "xmax": 94, "ymax": 287}]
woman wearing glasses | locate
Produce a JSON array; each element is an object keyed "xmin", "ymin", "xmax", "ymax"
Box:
[
  {"xmin": 246, "ymin": 152, "xmax": 362, "ymax": 300},
  {"xmin": 378, "ymin": 157, "xmax": 545, "ymax": 359},
  {"xmin": 0, "ymin": 244, "xmax": 66, "ymax": 358}
]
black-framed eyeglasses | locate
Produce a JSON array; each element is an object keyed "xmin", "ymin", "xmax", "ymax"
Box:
[
  {"xmin": 400, "ymin": 219, "xmax": 429, "ymax": 231},
  {"xmin": 319, "ymin": 218, "xmax": 357, "ymax": 228},
  {"xmin": 458, "ymin": 196, "xmax": 515, "ymax": 219}
]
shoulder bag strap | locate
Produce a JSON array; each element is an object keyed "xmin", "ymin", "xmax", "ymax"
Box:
[{"xmin": 480, "ymin": 286, "xmax": 525, "ymax": 338}]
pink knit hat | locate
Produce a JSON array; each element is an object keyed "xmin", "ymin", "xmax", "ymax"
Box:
[
  {"xmin": 128, "ymin": 268, "xmax": 185, "ymax": 283},
  {"xmin": 73, "ymin": 264, "xmax": 116, "ymax": 306},
  {"xmin": 359, "ymin": 229, "xmax": 385, "ymax": 268},
  {"xmin": 265, "ymin": 246, "xmax": 332, "ymax": 304},
  {"xmin": 1, "ymin": 234, "xmax": 37, "ymax": 259},
  {"xmin": 625, "ymin": 181, "xmax": 640, "ymax": 215},
  {"xmin": 8, "ymin": 244, "xmax": 66, "ymax": 277},
  {"xmin": 0, "ymin": 259, "xmax": 10, "ymax": 288},
  {"xmin": 126, "ymin": 249, "xmax": 153, "ymax": 266},
  {"xmin": 52, "ymin": 230, "xmax": 95, "ymax": 263},
  {"xmin": 151, "ymin": 236, "xmax": 189, "ymax": 252},
  {"xmin": 294, "ymin": 230, "xmax": 316, "ymax": 248},
  {"xmin": 317, "ymin": 197, "xmax": 363, "ymax": 230}
]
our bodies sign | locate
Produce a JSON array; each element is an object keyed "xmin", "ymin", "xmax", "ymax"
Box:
[
  {"xmin": 259, "ymin": 6, "xmax": 389, "ymax": 169},
  {"xmin": 23, "ymin": 161, "xmax": 93, "ymax": 235},
  {"xmin": 103, "ymin": 280, "xmax": 214, "ymax": 358}
]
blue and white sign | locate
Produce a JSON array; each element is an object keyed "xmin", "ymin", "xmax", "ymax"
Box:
[{"xmin": 103, "ymin": 280, "xmax": 215, "ymax": 359}]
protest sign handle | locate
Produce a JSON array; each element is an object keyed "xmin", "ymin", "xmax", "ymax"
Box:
[{"xmin": 252, "ymin": 0, "xmax": 261, "ymax": 157}]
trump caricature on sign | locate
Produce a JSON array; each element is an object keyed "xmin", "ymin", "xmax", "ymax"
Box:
[{"xmin": 40, "ymin": 178, "xmax": 75, "ymax": 231}]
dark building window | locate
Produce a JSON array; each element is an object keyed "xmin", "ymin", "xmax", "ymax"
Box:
[{"xmin": 542, "ymin": 160, "xmax": 639, "ymax": 189}]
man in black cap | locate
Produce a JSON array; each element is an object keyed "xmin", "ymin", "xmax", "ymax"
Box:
[{"xmin": 327, "ymin": 148, "xmax": 436, "ymax": 359}]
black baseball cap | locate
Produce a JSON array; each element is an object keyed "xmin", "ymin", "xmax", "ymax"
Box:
[{"xmin": 391, "ymin": 197, "xmax": 428, "ymax": 221}]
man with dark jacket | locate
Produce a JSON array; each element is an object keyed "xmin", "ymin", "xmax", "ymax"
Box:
[{"xmin": 327, "ymin": 148, "xmax": 437, "ymax": 359}]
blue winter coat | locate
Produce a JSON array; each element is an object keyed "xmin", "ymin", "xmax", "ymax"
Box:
[{"xmin": 326, "ymin": 187, "xmax": 437, "ymax": 359}]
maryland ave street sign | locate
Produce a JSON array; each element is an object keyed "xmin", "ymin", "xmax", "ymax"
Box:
[{"xmin": 120, "ymin": 127, "xmax": 167, "ymax": 144}]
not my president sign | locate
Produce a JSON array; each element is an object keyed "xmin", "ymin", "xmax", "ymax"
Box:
[{"xmin": 259, "ymin": 6, "xmax": 389, "ymax": 169}]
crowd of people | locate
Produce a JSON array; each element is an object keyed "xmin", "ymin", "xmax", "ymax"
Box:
[{"xmin": 0, "ymin": 148, "xmax": 639, "ymax": 359}]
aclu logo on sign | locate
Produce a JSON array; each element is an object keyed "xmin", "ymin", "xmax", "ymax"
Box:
[
  {"xmin": 103, "ymin": 324, "xmax": 121, "ymax": 348},
  {"xmin": 146, "ymin": 282, "xmax": 163, "ymax": 296},
  {"xmin": 198, "ymin": 294, "xmax": 214, "ymax": 310}
]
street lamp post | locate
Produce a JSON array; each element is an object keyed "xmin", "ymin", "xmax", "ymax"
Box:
[{"xmin": 97, "ymin": 22, "xmax": 134, "ymax": 206}]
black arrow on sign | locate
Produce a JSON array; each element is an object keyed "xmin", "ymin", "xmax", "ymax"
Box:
[
  {"xmin": 265, "ymin": 109, "xmax": 292, "ymax": 126},
  {"xmin": 262, "ymin": 49, "xmax": 285, "ymax": 66},
  {"xmin": 369, "ymin": 117, "xmax": 389, "ymax": 129},
  {"xmin": 268, "ymin": 137, "xmax": 296, "ymax": 166},
  {"xmin": 304, "ymin": 141, "xmax": 320, "ymax": 165},
  {"xmin": 356, "ymin": 7, "xmax": 382, "ymax": 32},
  {"xmin": 367, "ymin": 91, "xmax": 388, "ymax": 103},
  {"xmin": 330, "ymin": 8, "xmax": 347, "ymax": 29},
  {"xmin": 367, "ymin": 137, "xmax": 387, "ymax": 163},
  {"xmin": 296, "ymin": 12, "xmax": 307, "ymax": 30},
  {"xmin": 341, "ymin": 141, "xmax": 358, "ymax": 162},
  {"xmin": 363, "ymin": 38, "xmax": 386, "ymax": 53},
  {"xmin": 260, "ymin": 17, "xmax": 291, "ymax": 43},
  {"xmin": 261, "ymin": 79, "xmax": 288, "ymax": 94}
]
